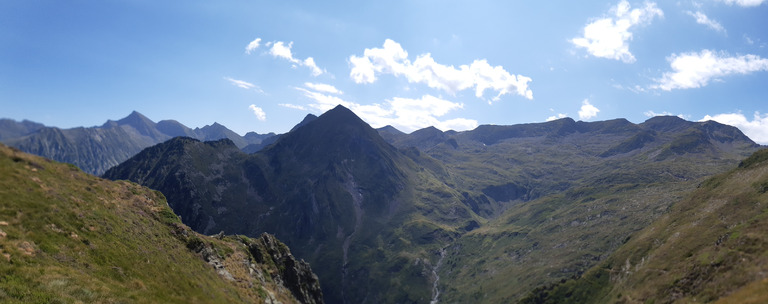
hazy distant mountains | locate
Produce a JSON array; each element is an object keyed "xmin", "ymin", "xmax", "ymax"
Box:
[
  {"xmin": 0, "ymin": 111, "xmax": 277, "ymax": 175},
  {"xmin": 103, "ymin": 105, "xmax": 763, "ymax": 303}
]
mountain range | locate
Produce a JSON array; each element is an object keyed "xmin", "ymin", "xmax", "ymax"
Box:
[
  {"xmin": 0, "ymin": 143, "xmax": 323, "ymax": 303},
  {"xmin": 0, "ymin": 112, "xmax": 278, "ymax": 175},
  {"xmin": 102, "ymin": 105, "xmax": 763, "ymax": 303}
]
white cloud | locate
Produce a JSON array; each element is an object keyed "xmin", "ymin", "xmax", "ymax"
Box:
[
  {"xmin": 248, "ymin": 105, "xmax": 266, "ymax": 121},
  {"xmin": 719, "ymin": 0, "xmax": 766, "ymax": 7},
  {"xmin": 652, "ymin": 50, "xmax": 768, "ymax": 90},
  {"xmin": 303, "ymin": 57, "xmax": 323, "ymax": 76},
  {"xmin": 578, "ymin": 99, "xmax": 600, "ymax": 120},
  {"xmin": 571, "ymin": 0, "xmax": 663, "ymax": 63},
  {"xmin": 686, "ymin": 11, "xmax": 725, "ymax": 33},
  {"xmin": 224, "ymin": 77, "xmax": 255, "ymax": 89},
  {"xmin": 546, "ymin": 113, "xmax": 568, "ymax": 121},
  {"xmin": 304, "ymin": 82, "xmax": 342, "ymax": 95},
  {"xmin": 279, "ymin": 103, "xmax": 307, "ymax": 111},
  {"xmin": 269, "ymin": 41, "xmax": 295, "ymax": 61},
  {"xmin": 700, "ymin": 112, "xmax": 768, "ymax": 144},
  {"xmin": 349, "ymin": 39, "xmax": 533, "ymax": 101},
  {"xmin": 247, "ymin": 39, "xmax": 325, "ymax": 76},
  {"xmin": 298, "ymin": 85, "xmax": 477, "ymax": 132},
  {"xmin": 643, "ymin": 110, "xmax": 687, "ymax": 119},
  {"xmin": 245, "ymin": 38, "xmax": 261, "ymax": 54}
]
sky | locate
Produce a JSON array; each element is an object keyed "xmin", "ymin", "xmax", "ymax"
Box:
[{"xmin": 1, "ymin": 1, "xmax": 768, "ymax": 144}]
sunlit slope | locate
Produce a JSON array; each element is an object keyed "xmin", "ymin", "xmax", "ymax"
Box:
[
  {"xmin": 520, "ymin": 148, "xmax": 768, "ymax": 303},
  {"xmin": 0, "ymin": 144, "xmax": 322, "ymax": 304}
]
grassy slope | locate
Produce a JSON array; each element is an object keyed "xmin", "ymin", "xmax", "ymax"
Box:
[
  {"xmin": 431, "ymin": 123, "xmax": 757, "ymax": 303},
  {"xmin": 0, "ymin": 144, "xmax": 310, "ymax": 303},
  {"xmin": 519, "ymin": 148, "xmax": 768, "ymax": 303}
]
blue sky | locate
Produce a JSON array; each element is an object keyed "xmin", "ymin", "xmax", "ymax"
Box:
[{"xmin": 2, "ymin": 0, "xmax": 767, "ymax": 143}]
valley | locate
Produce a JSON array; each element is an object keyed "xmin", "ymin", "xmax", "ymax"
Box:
[{"xmin": 99, "ymin": 105, "xmax": 762, "ymax": 303}]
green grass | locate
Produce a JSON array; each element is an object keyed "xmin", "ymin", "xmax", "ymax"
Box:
[
  {"xmin": 518, "ymin": 148, "xmax": 768, "ymax": 303},
  {"xmin": 0, "ymin": 144, "xmax": 312, "ymax": 303}
]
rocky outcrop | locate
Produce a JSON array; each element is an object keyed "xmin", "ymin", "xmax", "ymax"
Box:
[{"xmin": 245, "ymin": 233, "xmax": 324, "ymax": 304}]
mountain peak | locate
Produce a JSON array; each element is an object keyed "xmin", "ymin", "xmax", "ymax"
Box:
[
  {"xmin": 289, "ymin": 114, "xmax": 319, "ymax": 132},
  {"xmin": 641, "ymin": 115, "xmax": 692, "ymax": 132}
]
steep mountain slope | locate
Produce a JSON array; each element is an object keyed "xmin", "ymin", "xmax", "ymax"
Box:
[
  {"xmin": 379, "ymin": 116, "xmax": 759, "ymax": 302},
  {"xmin": 0, "ymin": 143, "xmax": 322, "ymax": 303},
  {"xmin": 105, "ymin": 105, "xmax": 479, "ymax": 303},
  {"xmin": 105, "ymin": 108, "xmax": 760, "ymax": 303},
  {"xmin": 520, "ymin": 148, "xmax": 768, "ymax": 303},
  {"xmin": 1, "ymin": 112, "xmax": 273, "ymax": 175}
]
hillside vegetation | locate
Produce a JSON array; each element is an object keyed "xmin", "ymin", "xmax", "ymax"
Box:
[
  {"xmin": 0, "ymin": 144, "xmax": 322, "ymax": 303},
  {"xmin": 520, "ymin": 148, "xmax": 768, "ymax": 303}
]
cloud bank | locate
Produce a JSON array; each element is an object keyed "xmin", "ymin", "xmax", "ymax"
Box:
[
  {"xmin": 349, "ymin": 39, "xmax": 533, "ymax": 101},
  {"xmin": 571, "ymin": 0, "xmax": 663, "ymax": 63},
  {"xmin": 701, "ymin": 112, "xmax": 768, "ymax": 144},
  {"xmin": 653, "ymin": 50, "xmax": 768, "ymax": 90}
]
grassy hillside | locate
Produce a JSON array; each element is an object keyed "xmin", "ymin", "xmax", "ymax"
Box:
[
  {"xmin": 520, "ymin": 148, "xmax": 768, "ymax": 303},
  {"xmin": 0, "ymin": 144, "xmax": 322, "ymax": 303}
]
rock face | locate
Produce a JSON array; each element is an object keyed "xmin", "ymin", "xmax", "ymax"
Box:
[
  {"xmin": 0, "ymin": 111, "xmax": 277, "ymax": 175},
  {"xmin": 246, "ymin": 233, "xmax": 324, "ymax": 304}
]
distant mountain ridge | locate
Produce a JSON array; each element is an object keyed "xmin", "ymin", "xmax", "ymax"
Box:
[
  {"xmin": 104, "ymin": 105, "xmax": 761, "ymax": 303},
  {"xmin": 0, "ymin": 111, "xmax": 278, "ymax": 175}
]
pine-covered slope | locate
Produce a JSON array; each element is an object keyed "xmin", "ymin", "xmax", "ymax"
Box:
[{"xmin": 0, "ymin": 143, "xmax": 322, "ymax": 304}]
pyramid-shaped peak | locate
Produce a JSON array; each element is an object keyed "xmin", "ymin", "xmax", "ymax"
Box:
[
  {"xmin": 116, "ymin": 111, "xmax": 156, "ymax": 127},
  {"xmin": 308, "ymin": 105, "xmax": 371, "ymax": 130},
  {"xmin": 323, "ymin": 104, "xmax": 358, "ymax": 119}
]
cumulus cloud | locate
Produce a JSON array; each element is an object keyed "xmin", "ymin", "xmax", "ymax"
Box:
[
  {"xmin": 571, "ymin": 0, "xmax": 663, "ymax": 63},
  {"xmin": 578, "ymin": 99, "xmax": 600, "ymax": 120},
  {"xmin": 546, "ymin": 113, "xmax": 568, "ymax": 121},
  {"xmin": 249, "ymin": 105, "xmax": 266, "ymax": 121},
  {"xmin": 700, "ymin": 112, "xmax": 768, "ymax": 144},
  {"xmin": 349, "ymin": 39, "xmax": 533, "ymax": 101},
  {"xmin": 245, "ymin": 38, "xmax": 325, "ymax": 76},
  {"xmin": 719, "ymin": 0, "xmax": 766, "ymax": 7},
  {"xmin": 304, "ymin": 82, "xmax": 342, "ymax": 95},
  {"xmin": 652, "ymin": 50, "xmax": 768, "ymax": 90},
  {"xmin": 224, "ymin": 77, "xmax": 256, "ymax": 90},
  {"xmin": 686, "ymin": 11, "xmax": 725, "ymax": 33},
  {"xmin": 298, "ymin": 84, "xmax": 477, "ymax": 132},
  {"xmin": 245, "ymin": 38, "xmax": 261, "ymax": 54}
]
